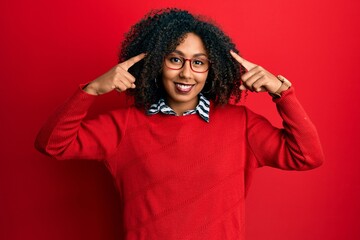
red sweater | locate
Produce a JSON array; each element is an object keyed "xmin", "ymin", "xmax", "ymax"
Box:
[{"xmin": 35, "ymin": 87, "xmax": 324, "ymax": 239}]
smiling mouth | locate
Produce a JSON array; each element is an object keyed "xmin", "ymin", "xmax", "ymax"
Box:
[{"xmin": 175, "ymin": 83, "xmax": 195, "ymax": 93}]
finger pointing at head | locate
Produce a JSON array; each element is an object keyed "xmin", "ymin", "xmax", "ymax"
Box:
[
  {"xmin": 121, "ymin": 53, "xmax": 146, "ymax": 71},
  {"xmin": 230, "ymin": 50, "xmax": 257, "ymax": 71}
]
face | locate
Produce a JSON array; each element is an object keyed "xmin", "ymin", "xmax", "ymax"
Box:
[{"xmin": 161, "ymin": 33, "xmax": 209, "ymax": 114}]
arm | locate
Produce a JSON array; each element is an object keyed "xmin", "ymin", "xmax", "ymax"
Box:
[
  {"xmin": 35, "ymin": 53, "xmax": 146, "ymax": 160},
  {"xmin": 230, "ymin": 50, "xmax": 324, "ymax": 170},
  {"xmin": 34, "ymin": 88, "xmax": 130, "ymax": 161},
  {"xmin": 245, "ymin": 87, "xmax": 324, "ymax": 170}
]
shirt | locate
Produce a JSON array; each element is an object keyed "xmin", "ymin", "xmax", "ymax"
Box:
[
  {"xmin": 35, "ymin": 87, "xmax": 324, "ymax": 240},
  {"xmin": 146, "ymin": 94, "xmax": 210, "ymax": 122}
]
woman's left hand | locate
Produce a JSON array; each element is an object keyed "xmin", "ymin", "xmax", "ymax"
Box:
[{"xmin": 230, "ymin": 50, "xmax": 282, "ymax": 93}]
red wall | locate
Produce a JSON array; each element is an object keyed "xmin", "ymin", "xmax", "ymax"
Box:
[{"xmin": 1, "ymin": 0, "xmax": 359, "ymax": 239}]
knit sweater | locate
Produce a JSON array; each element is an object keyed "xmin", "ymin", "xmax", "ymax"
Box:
[{"xmin": 35, "ymin": 87, "xmax": 324, "ymax": 240}]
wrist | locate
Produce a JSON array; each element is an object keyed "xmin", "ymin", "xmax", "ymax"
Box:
[
  {"xmin": 269, "ymin": 75, "xmax": 292, "ymax": 98},
  {"xmin": 83, "ymin": 82, "xmax": 100, "ymax": 96}
]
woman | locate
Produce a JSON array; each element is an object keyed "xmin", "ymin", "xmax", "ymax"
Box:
[{"xmin": 35, "ymin": 8, "xmax": 324, "ymax": 239}]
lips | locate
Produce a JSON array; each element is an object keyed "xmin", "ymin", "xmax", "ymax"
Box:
[{"xmin": 175, "ymin": 83, "xmax": 195, "ymax": 93}]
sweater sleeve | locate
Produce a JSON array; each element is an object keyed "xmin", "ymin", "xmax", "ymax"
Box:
[
  {"xmin": 245, "ymin": 87, "xmax": 324, "ymax": 170},
  {"xmin": 35, "ymin": 87, "xmax": 129, "ymax": 161}
]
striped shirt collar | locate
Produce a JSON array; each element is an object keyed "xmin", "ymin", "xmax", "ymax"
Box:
[{"xmin": 147, "ymin": 94, "xmax": 210, "ymax": 122}]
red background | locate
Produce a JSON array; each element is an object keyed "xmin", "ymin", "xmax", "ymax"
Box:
[{"xmin": 1, "ymin": 0, "xmax": 359, "ymax": 239}]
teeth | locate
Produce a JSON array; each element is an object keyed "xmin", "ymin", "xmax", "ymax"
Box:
[{"xmin": 176, "ymin": 83, "xmax": 193, "ymax": 91}]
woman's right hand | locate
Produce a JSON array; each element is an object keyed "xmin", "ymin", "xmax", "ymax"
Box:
[{"xmin": 84, "ymin": 53, "xmax": 146, "ymax": 95}]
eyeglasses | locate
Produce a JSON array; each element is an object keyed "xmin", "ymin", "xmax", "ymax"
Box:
[{"xmin": 164, "ymin": 53, "xmax": 211, "ymax": 73}]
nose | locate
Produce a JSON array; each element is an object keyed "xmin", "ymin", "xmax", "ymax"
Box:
[{"xmin": 180, "ymin": 59, "xmax": 192, "ymax": 79}]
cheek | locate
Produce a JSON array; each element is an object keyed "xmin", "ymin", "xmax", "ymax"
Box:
[
  {"xmin": 161, "ymin": 70, "xmax": 175, "ymax": 90},
  {"xmin": 198, "ymin": 74, "xmax": 208, "ymax": 85},
  {"xmin": 161, "ymin": 67, "xmax": 176, "ymax": 81}
]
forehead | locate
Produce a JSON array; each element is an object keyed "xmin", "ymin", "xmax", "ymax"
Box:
[{"xmin": 174, "ymin": 33, "xmax": 207, "ymax": 56}]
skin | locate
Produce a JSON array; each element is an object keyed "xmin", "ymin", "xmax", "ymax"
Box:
[
  {"xmin": 84, "ymin": 53, "xmax": 146, "ymax": 95},
  {"xmin": 230, "ymin": 50, "xmax": 283, "ymax": 93},
  {"xmin": 161, "ymin": 33, "xmax": 209, "ymax": 115},
  {"xmin": 83, "ymin": 38, "xmax": 287, "ymax": 109}
]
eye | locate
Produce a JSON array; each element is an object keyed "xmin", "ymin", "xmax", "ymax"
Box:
[
  {"xmin": 169, "ymin": 56, "xmax": 183, "ymax": 64},
  {"xmin": 193, "ymin": 59, "xmax": 205, "ymax": 66},
  {"xmin": 193, "ymin": 57, "xmax": 210, "ymax": 67}
]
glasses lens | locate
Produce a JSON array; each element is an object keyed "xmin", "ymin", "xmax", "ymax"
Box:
[
  {"xmin": 165, "ymin": 54, "xmax": 210, "ymax": 73},
  {"xmin": 165, "ymin": 54, "xmax": 184, "ymax": 69},
  {"xmin": 191, "ymin": 57, "xmax": 209, "ymax": 72}
]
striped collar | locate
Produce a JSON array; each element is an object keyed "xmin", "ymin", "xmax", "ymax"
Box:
[{"xmin": 147, "ymin": 94, "xmax": 210, "ymax": 122}]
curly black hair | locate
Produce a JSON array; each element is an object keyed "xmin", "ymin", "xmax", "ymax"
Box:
[{"xmin": 119, "ymin": 8, "xmax": 245, "ymax": 109}]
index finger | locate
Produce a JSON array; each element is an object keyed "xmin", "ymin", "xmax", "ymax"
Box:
[
  {"xmin": 230, "ymin": 50, "xmax": 257, "ymax": 71},
  {"xmin": 121, "ymin": 53, "xmax": 146, "ymax": 71}
]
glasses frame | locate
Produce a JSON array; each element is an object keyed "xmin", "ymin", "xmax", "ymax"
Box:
[{"xmin": 164, "ymin": 54, "xmax": 211, "ymax": 73}]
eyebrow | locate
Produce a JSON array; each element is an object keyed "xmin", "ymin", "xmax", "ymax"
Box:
[{"xmin": 171, "ymin": 50, "xmax": 208, "ymax": 58}]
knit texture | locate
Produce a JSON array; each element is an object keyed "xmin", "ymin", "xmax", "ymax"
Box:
[{"xmin": 35, "ymin": 87, "xmax": 324, "ymax": 239}]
